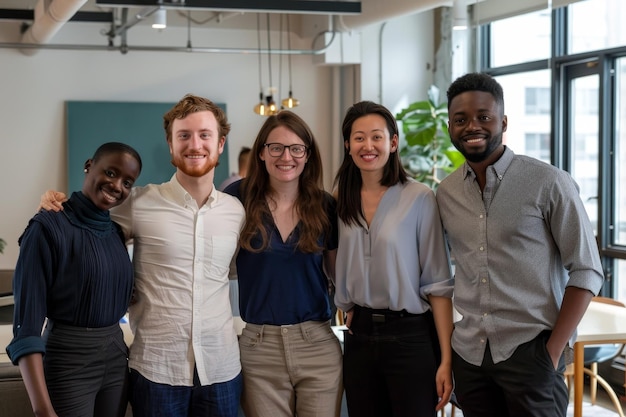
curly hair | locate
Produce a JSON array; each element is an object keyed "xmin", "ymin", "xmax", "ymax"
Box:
[
  {"xmin": 446, "ymin": 72, "xmax": 505, "ymax": 114},
  {"xmin": 333, "ymin": 101, "xmax": 407, "ymax": 227},
  {"xmin": 163, "ymin": 94, "xmax": 231, "ymax": 142},
  {"xmin": 239, "ymin": 111, "xmax": 329, "ymax": 253}
]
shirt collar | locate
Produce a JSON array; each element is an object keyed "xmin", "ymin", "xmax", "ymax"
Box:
[
  {"xmin": 462, "ymin": 146, "xmax": 515, "ymax": 181},
  {"xmin": 167, "ymin": 173, "xmax": 218, "ymax": 207}
]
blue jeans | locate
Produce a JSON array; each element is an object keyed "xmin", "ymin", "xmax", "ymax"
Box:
[{"xmin": 129, "ymin": 368, "xmax": 242, "ymax": 417}]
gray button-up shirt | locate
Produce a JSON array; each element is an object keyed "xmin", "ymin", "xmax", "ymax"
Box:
[{"xmin": 437, "ymin": 147, "xmax": 604, "ymax": 365}]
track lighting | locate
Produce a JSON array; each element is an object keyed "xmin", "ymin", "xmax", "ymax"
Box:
[{"xmin": 152, "ymin": 8, "xmax": 166, "ymax": 30}]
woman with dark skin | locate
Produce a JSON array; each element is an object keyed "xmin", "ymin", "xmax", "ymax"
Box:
[{"xmin": 6, "ymin": 142, "xmax": 142, "ymax": 417}]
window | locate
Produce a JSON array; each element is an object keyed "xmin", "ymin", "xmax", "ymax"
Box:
[
  {"xmin": 615, "ymin": 57, "xmax": 626, "ymax": 246},
  {"xmin": 494, "ymin": 71, "xmax": 551, "ymax": 162},
  {"xmin": 615, "ymin": 259, "xmax": 626, "ymax": 305},
  {"xmin": 569, "ymin": 0, "xmax": 626, "ymax": 54},
  {"xmin": 524, "ymin": 133, "xmax": 550, "ymax": 163},
  {"xmin": 525, "ymin": 87, "xmax": 550, "ymax": 115},
  {"xmin": 490, "ymin": 10, "xmax": 551, "ymax": 67}
]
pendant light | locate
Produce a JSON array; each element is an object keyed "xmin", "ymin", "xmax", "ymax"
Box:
[
  {"xmin": 253, "ymin": 14, "xmax": 267, "ymax": 115},
  {"xmin": 281, "ymin": 15, "xmax": 299, "ymax": 109},
  {"xmin": 253, "ymin": 14, "xmax": 278, "ymax": 116},
  {"xmin": 452, "ymin": 0, "xmax": 468, "ymax": 31},
  {"xmin": 152, "ymin": 7, "xmax": 167, "ymax": 30},
  {"xmin": 264, "ymin": 13, "xmax": 278, "ymax": 116}
]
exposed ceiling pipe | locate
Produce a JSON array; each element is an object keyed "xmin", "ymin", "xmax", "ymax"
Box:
[
  {"xmin": 337, "ymin": 0, "xmax": 453, "ymax": 31},
  {"xmin": 1, "ymin": 29, "xmax": 337, "ymax": 55},
  {"xmin": 106, "ymin": 6, "xmax": 160, "ymax": 40},
  {"xmin": 20, "ymin": 0, "xmax": 88, "ymax": 56}
]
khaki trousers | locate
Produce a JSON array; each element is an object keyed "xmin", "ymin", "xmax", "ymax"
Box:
[{"xmin": 239, "ymin": 320, "xmax": 343, "ymax": 417}]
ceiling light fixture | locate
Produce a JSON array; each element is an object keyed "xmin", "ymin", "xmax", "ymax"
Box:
[
  {"xmin": 452, "ymin": 0, "xmax": 468, "ymax": 31},
  {"xmin": 264, "ymin": 13, "xmax": 278, "ymax": 116},
  {"xmin": 254, "ymin": 14, "xmax": 278, "ymax": 116},
  {"xmin": 253, "ymin": 14, "xmax": 267, "ymax": 116},
  {"xmin": 281, "ymin": 15, "xmax": 299, "ymax": 109},
  {"xmin": 152, "ymin": 7, "xmax": 166, "ymax": 30}
]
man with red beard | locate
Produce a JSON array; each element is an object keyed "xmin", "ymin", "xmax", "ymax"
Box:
[{"xmin": 40, "ymin": 94, "xmax": 245, "ymax": 417}]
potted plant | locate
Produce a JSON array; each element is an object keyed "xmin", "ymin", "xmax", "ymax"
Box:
[
  {"xmin": 0, "ymin": 238, "xmax": 5, "ymax": 254},
  {"xmin": 396, "ymin": 85, "xmax": 465, "ymax": 189}
]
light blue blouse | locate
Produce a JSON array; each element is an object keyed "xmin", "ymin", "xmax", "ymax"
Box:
[{"xmin": 334, "ymin": 179, "xmax": 453, "ymax": 314}]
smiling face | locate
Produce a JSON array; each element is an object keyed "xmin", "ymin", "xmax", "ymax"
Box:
[
  {"xmin": 168, "ymin": 110, "xmax": 225, "ymax": 178},
  {"xmin": 260, "ymin": 125, "xmax": 308, "ymax": 186},
  {"xmin": 82, "ymin": 151, "xmax": 141, "ymax": 210},
  {"xmin": 346, "ymin": 113, "xmax": 398, "ymax": 176},
  {"xmin": 448, "ymin": 90, "xmax": 507, "ymax": 164}
]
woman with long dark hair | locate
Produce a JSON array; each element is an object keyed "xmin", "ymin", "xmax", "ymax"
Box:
[{"xmin": 334, "ymin": 101, "xmax": 454, "ymax": 417}]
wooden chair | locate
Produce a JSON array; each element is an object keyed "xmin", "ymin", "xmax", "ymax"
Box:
[
  {"xmin": 335, "ymin": 308, "xmax": 345, "ymax": 326},
  {"xmin": 564, "ymin": 296, "xmax": 626, "ymax": 417}
]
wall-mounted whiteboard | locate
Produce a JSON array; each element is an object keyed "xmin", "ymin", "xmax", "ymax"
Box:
[{"xmin": 66, "ymin": 101, "xmax": 229, "ymax": 193}]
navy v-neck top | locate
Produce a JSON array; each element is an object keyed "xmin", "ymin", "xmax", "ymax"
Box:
[{"xmin": 224, "ymin": 180, "xmax": 338, "ymax": 325}]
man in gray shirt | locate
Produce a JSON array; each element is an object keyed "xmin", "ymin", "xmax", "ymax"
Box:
[{"xmin": 437, "ymin": 73, "xmax": 604, "ymax": 417}]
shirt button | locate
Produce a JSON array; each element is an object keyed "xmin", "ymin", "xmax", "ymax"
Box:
[
  {"xmin": 479, "ymin": 247, "xmax": 484, "ymax": 251},
  {"xmin": 481, "ymin": 278, "xmax": 486, "ymax": 283},
  {"xmin": 483, "ymin": 313, "xmax": 488, "ymax": 317},
  {"xmin": 479, "ymin": 214, "xmax": 484, "ymax": 219},
  {"xmin": 480, "ymin": 339, "xmax": 485, "ymax": 343}
]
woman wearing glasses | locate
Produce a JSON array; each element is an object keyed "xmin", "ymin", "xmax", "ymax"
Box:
[{"xmin": 223, "ymin": 111, "xmax": 342, "ymax": 417}]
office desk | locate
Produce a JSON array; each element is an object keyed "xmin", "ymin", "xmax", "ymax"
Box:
[{"xmin": 573, "ymin": 300, "xmax": 626, "ymax": 417}]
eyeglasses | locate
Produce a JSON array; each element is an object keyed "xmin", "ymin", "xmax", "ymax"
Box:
[{"xmin": 264, "ymin": 143, "xmax": 308, "ymax": 158}]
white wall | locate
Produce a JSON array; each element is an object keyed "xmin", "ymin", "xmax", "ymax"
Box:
[
  {"xmin": 0, "ymin": 10, "xmax": 436, "ymax": 268},
  {"xmin": 359, "ymin": 10, "xmax": 435, "ymax": 116}
]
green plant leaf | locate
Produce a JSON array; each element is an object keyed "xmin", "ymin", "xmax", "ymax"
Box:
[
  {"xmin": 445, "ymin": 149, "xmax": 466, "ymax": 168},
  {"xmin": 396, "ymin": 86, "xmax": 465, "ymax": 189}
]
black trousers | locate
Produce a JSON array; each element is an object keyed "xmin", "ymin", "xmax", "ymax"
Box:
[
  {"xmin": 343, "ymin": 306, "xmax": 440, "ymax": 417},
  {"xmin": 43, "ymin": 321, "xmax": 129, "ymax": 417},
  {"xmin": 452, "ymin": 331, "xmax": 569, "ymax": 417}
]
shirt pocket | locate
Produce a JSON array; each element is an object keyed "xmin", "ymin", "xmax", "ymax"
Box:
[{"xmin": 207, "ymin": 235, "xmax": 238, "ymax": 280}]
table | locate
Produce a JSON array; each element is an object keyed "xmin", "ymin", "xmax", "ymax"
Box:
[{"xmin": 573, "ymin": 300, "xmax": 626, "ymax": 417}]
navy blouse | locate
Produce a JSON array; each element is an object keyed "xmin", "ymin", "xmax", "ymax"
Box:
[
  {"xmin": 224, "ymin": 180, "xmax": 338, "ymax": 325},
  {"xmin": 6, "ymin": 192, "xmax": 134, "ymax": 365}
]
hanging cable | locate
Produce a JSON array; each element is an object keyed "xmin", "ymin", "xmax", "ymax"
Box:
[{"xmin": 266, "ymin": 13, "xmax": 273, "ymax": 93}]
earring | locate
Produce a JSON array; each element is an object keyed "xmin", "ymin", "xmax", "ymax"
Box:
[{"xmin": 84, "ymin": 169, "xmax": 88, "ymax": 173}]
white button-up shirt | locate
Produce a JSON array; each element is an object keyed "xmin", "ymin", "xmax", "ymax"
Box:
[{"xmin": 112, "ymin": 174, "xmax": 245, "ymax": 386}]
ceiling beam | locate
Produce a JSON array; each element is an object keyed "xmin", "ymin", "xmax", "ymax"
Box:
[
  {"xmin": 95, "ymin": 0, "xmax": 362, "ymax": 15},
  {"xmin": 0, "ymin": 9, "xmax": 113, "ymax": 23}
]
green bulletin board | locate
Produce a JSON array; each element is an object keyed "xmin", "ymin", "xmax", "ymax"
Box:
[{"xmin": 66, "ymin": 101, "xmax": 229, "ymax": 193}]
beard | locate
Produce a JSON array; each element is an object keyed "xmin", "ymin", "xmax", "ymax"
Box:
[
  {"xmin": 171, "ymin": 154, "xmax": 219, "ymax": 177},
  {"xmin": 454, "ymin": 132, "xmax": 503, "ymax": 163}
]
